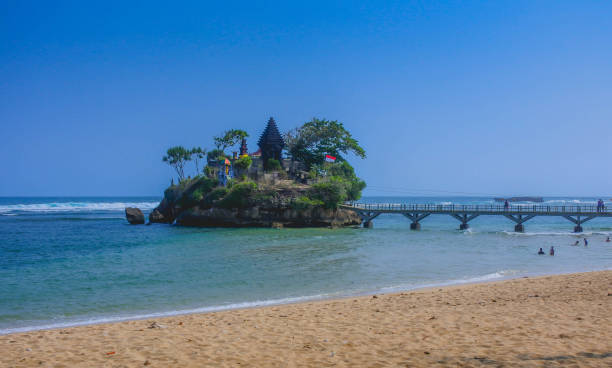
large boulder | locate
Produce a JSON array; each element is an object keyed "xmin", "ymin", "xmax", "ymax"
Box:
[{"xmin": 125, "ymin": 207, "xmax": 145, "ymax": 225}]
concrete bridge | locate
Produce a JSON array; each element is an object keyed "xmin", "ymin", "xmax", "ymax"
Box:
[{"xmin": 340, "ymin": 203, "xmax": 612, "ymax": 233}]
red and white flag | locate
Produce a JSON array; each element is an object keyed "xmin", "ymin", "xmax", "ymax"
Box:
[{"xmin": 325, "ymin": 154, "xmax": 336, "ymax": 162}]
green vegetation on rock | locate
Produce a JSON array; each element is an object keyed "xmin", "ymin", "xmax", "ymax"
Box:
[
  {"xmin": 291, "ymin": 196, "xmax": 324, "ymax": 210},
  {"xmin": 219, "ymin": 181, "xmax": 258, "ymax": 209}
]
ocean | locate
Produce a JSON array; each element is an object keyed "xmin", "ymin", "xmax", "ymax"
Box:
[{"xmin": 1, "ymin": 196, "xmax": 611, "ymax": 335}]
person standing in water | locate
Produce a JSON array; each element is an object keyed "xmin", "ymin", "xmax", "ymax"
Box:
[
  {"xmin": 584, "ymin": 238, "xmax": 588, "ymax": 247},
  {"xmin": 549, "ymin": 246, "xmax": 555, "ymax": 256},
  {"xmin": 606, "ymin": 236, "xmax": 611, "ymax": 242},
  {"xmin": 538, "ymin": 248, "xmax": 545, "ymax": 255}
]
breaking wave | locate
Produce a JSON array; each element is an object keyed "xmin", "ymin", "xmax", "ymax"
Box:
[
  {"xmin": 0, "ymin": 201, "xmax": 159, "ymax": 214},
  {"xmin": 500, "ymin": 230, "xmax": 612, "ymax": 237}
]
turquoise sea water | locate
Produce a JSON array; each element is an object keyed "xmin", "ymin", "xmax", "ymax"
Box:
[{"xmin": 1, "ymin": 196, "xmax": 611, "ymax": 334}]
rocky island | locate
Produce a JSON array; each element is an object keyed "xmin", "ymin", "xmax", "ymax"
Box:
[{"xmin": 146, "ymin": 117, "xmax": 366, "ymax": 228}]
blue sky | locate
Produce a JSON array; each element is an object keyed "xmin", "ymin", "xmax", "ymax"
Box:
[{"xmin": 1, "ymin": 1, "xmax": 611, "ymax": 197}]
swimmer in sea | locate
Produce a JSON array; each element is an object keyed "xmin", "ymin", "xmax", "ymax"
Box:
[
  {"xmin": 573, "ymin": 240, "xmax": 580, "ymax": 246},
  {"xmin": 538, "ymin": 248, "xmax": 545, "ymax": 255},
  {"xmin": 606, "ymin": 236, "xmax": 610, "ymax": 242}
]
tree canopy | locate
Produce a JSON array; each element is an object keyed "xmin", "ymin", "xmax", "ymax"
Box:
[
  {"xmin": 162, "ymin": 146, "xmax": 191, "ymax": 181},
  {"xmin": 284, "ymin": 118, "xmax": 366, "ymax": 170},
  {"xmin": 213, "ymin": 129, "xmax": 249, "ymax": 152},
  {"xmin": 190, "ymin": 147, "xmax": 206, "ymax": 174}
]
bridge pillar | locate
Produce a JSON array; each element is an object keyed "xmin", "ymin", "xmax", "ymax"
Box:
[
  {"xmin": 410, "ymin": 222, "xmax": 421, "ymax": 230},
  {"xmin": 514, "ymin": 224, "xmax": 524, "ymax": 233},
  {"xmin": 562, "ymin": 215, "xmax": 594, "ymax": 233},
  {"xmin": 357, "ymin": 211, "xmax": 380, "ymax": 229},
  {"xmin": 459, "ymin": 223, "xmax": 469, "ymax": 230}
]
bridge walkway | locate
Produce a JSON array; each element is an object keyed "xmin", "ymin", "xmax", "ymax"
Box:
[{"xmin": 340, "ymin": 203, "xmax": 612, "ymax": 232}]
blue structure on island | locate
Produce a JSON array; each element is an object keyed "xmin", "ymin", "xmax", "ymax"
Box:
[{"xmin": 218, "ymin": 158, "xmax": 233, "ymax": 186}]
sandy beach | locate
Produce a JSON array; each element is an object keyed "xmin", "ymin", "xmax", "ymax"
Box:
[{"xmin": 1, "ymin": 270, "xmax": 610, "ymax": 367}]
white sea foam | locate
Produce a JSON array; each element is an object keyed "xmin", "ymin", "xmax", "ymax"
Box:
[
  {"xmin": 375, "ymin": 270, "xmax": 521, "ymax": 294},
  {"xmin": 0, "ymin": 270, "xmax": 517, "ymax": 335},
  {"xmin": 0, "ymin": 201, "xmax": 159, "ymax": 214},
  {"xmin": 543, "ymin": 199, "xmax": 601, "ymax": 205},
  {"xmin": 5, "ymin": 267, "xmax": 608, "ymax": 336},
  {"xmin": 0, "ymin": 293, "xmax": 338, "ymax": 335},
  {"xmin": 500, "ymin": 230, "xmax": 612, "ymax": 237}
]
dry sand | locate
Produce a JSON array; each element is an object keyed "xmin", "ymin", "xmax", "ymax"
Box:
[{"xmin": 1, "ymin": 271, "xmax": 611, "ymax": 367}]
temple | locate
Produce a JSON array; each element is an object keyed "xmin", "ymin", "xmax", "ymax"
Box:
[
  {"xmin": 257, "ymin": 117, "xmax": 285, "ymax": 169},
  {"xmin": 209, "ymin": 117, "xmax": 306, "ymax": 186},
  {"xmin": 239, "ymin": 138, "xmax": 249, "ymax": 158}
]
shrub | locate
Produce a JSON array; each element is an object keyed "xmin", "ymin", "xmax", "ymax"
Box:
[
  {"xmin": 204, "ymin": 165, "xmax": 215, "ymax": 178},
  {"xmin": 203, "ymin": 187, "xmax": 229, "ymax": 207},
  {"xmin": 308, "ymin": 177, "xmax": 347, "ymax": 209},
  {"xmin": 265, "ymin": 158, "xmax": 282, "ymax": 172},
  {"xmin": 190, "ymin": 177, "xmax": 218, "ymax": 202},
  {"xmin": 346, "ymin": 178, "xmax": 366, "ymax": 201},
  {"xmin": 234, "ymin": 156, "xmax": 252, "ymax": 170},
  {"xmin": 251, "ymin": 192, "xmax": 275, "ymax": 206},
  {"xmin": 319, "ymin": 161, "xmax": 365, "ymax": 201},
  {"xmin": 291, "ymin": 196, "xmax": 324, "ymax": 210},
  {"xmin": 219, "ymin": 181, "xmax": 258, "ymax": 208},
  {"xmin": 191, "ymin": 188, "xmax": 205, "ymax": 202},
  {"xmin": 327, "ymin": 161, "xmax": 355, "ymax": 179}
]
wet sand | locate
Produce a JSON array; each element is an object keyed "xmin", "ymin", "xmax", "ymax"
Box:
[{"xmin": 1, "ymin": 270, "xmax": 611, "ymax": 367}]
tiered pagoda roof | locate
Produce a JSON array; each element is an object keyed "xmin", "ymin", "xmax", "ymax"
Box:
[{"xmin": 257, "ymin": 117, "xmax": 285, "ymax": 149}]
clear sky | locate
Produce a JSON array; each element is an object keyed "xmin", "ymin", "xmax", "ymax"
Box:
[{"xmin": 1, "ymin": 1, "xmax": 611, "ymax": 197}]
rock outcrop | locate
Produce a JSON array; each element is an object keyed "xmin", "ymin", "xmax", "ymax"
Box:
[
  {"xmin": 125, "ymin": 207, "xmax": 145, "ymax": 224},
  {"xmin": 149, "ymin": 177, "xmax": 362, "ymax": 228},
  {"xmin": 175, "ymin": 206, "xmax": 361, "ymax": 228}
]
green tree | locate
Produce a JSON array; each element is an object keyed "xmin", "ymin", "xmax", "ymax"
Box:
[
  {"xmin": 234, "ymin": 155, "xmax": 253, "ymax": 170},
  {"xmin": 190, "ymin": 147, "xmax": 206, "ymax": 174},
  {"xmin": 326, "ymin": 161, "xmax": 366, "ymax": 201},
  {"xmin": 163, "ymin": 146, "xmax": 191, "ymax": 181},
  {"xmin": 284, "ymin": 118, "xmax": 366, "ymax": 170},
  {"xmin": 213, "ymin": 129, "xmax": 249, "ymax": 152},
  {"xmin": 206, "ymin": 148, "xmax": 227, "ymax": 163}
]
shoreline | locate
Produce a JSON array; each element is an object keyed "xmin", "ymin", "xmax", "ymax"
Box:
[
  {"xmin": 3, "ymin": 267, "xmax": 610, "ymax": 336},
  {"xmin": 2, "ymin": 270, "xmax": 611, "ymax": 366}
]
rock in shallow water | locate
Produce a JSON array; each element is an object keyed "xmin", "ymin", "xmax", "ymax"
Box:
[{"xmin": 125, "ymin": 207, "xmax": 145, "ymax": 224}]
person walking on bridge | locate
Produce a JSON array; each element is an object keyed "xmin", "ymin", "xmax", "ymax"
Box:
[{"xmin": 597, "ymin": 199, "xmax": 603, "ymax": 212}]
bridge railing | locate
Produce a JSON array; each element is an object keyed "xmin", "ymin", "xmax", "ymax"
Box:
[{"xmin": 344, "ymin": 203, "xmax": 608, "ymax": 214}]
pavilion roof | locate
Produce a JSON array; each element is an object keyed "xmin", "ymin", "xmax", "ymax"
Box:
[{"xmin": 257, "ymin": 117, "xmax": 285, "ymax": 149}]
